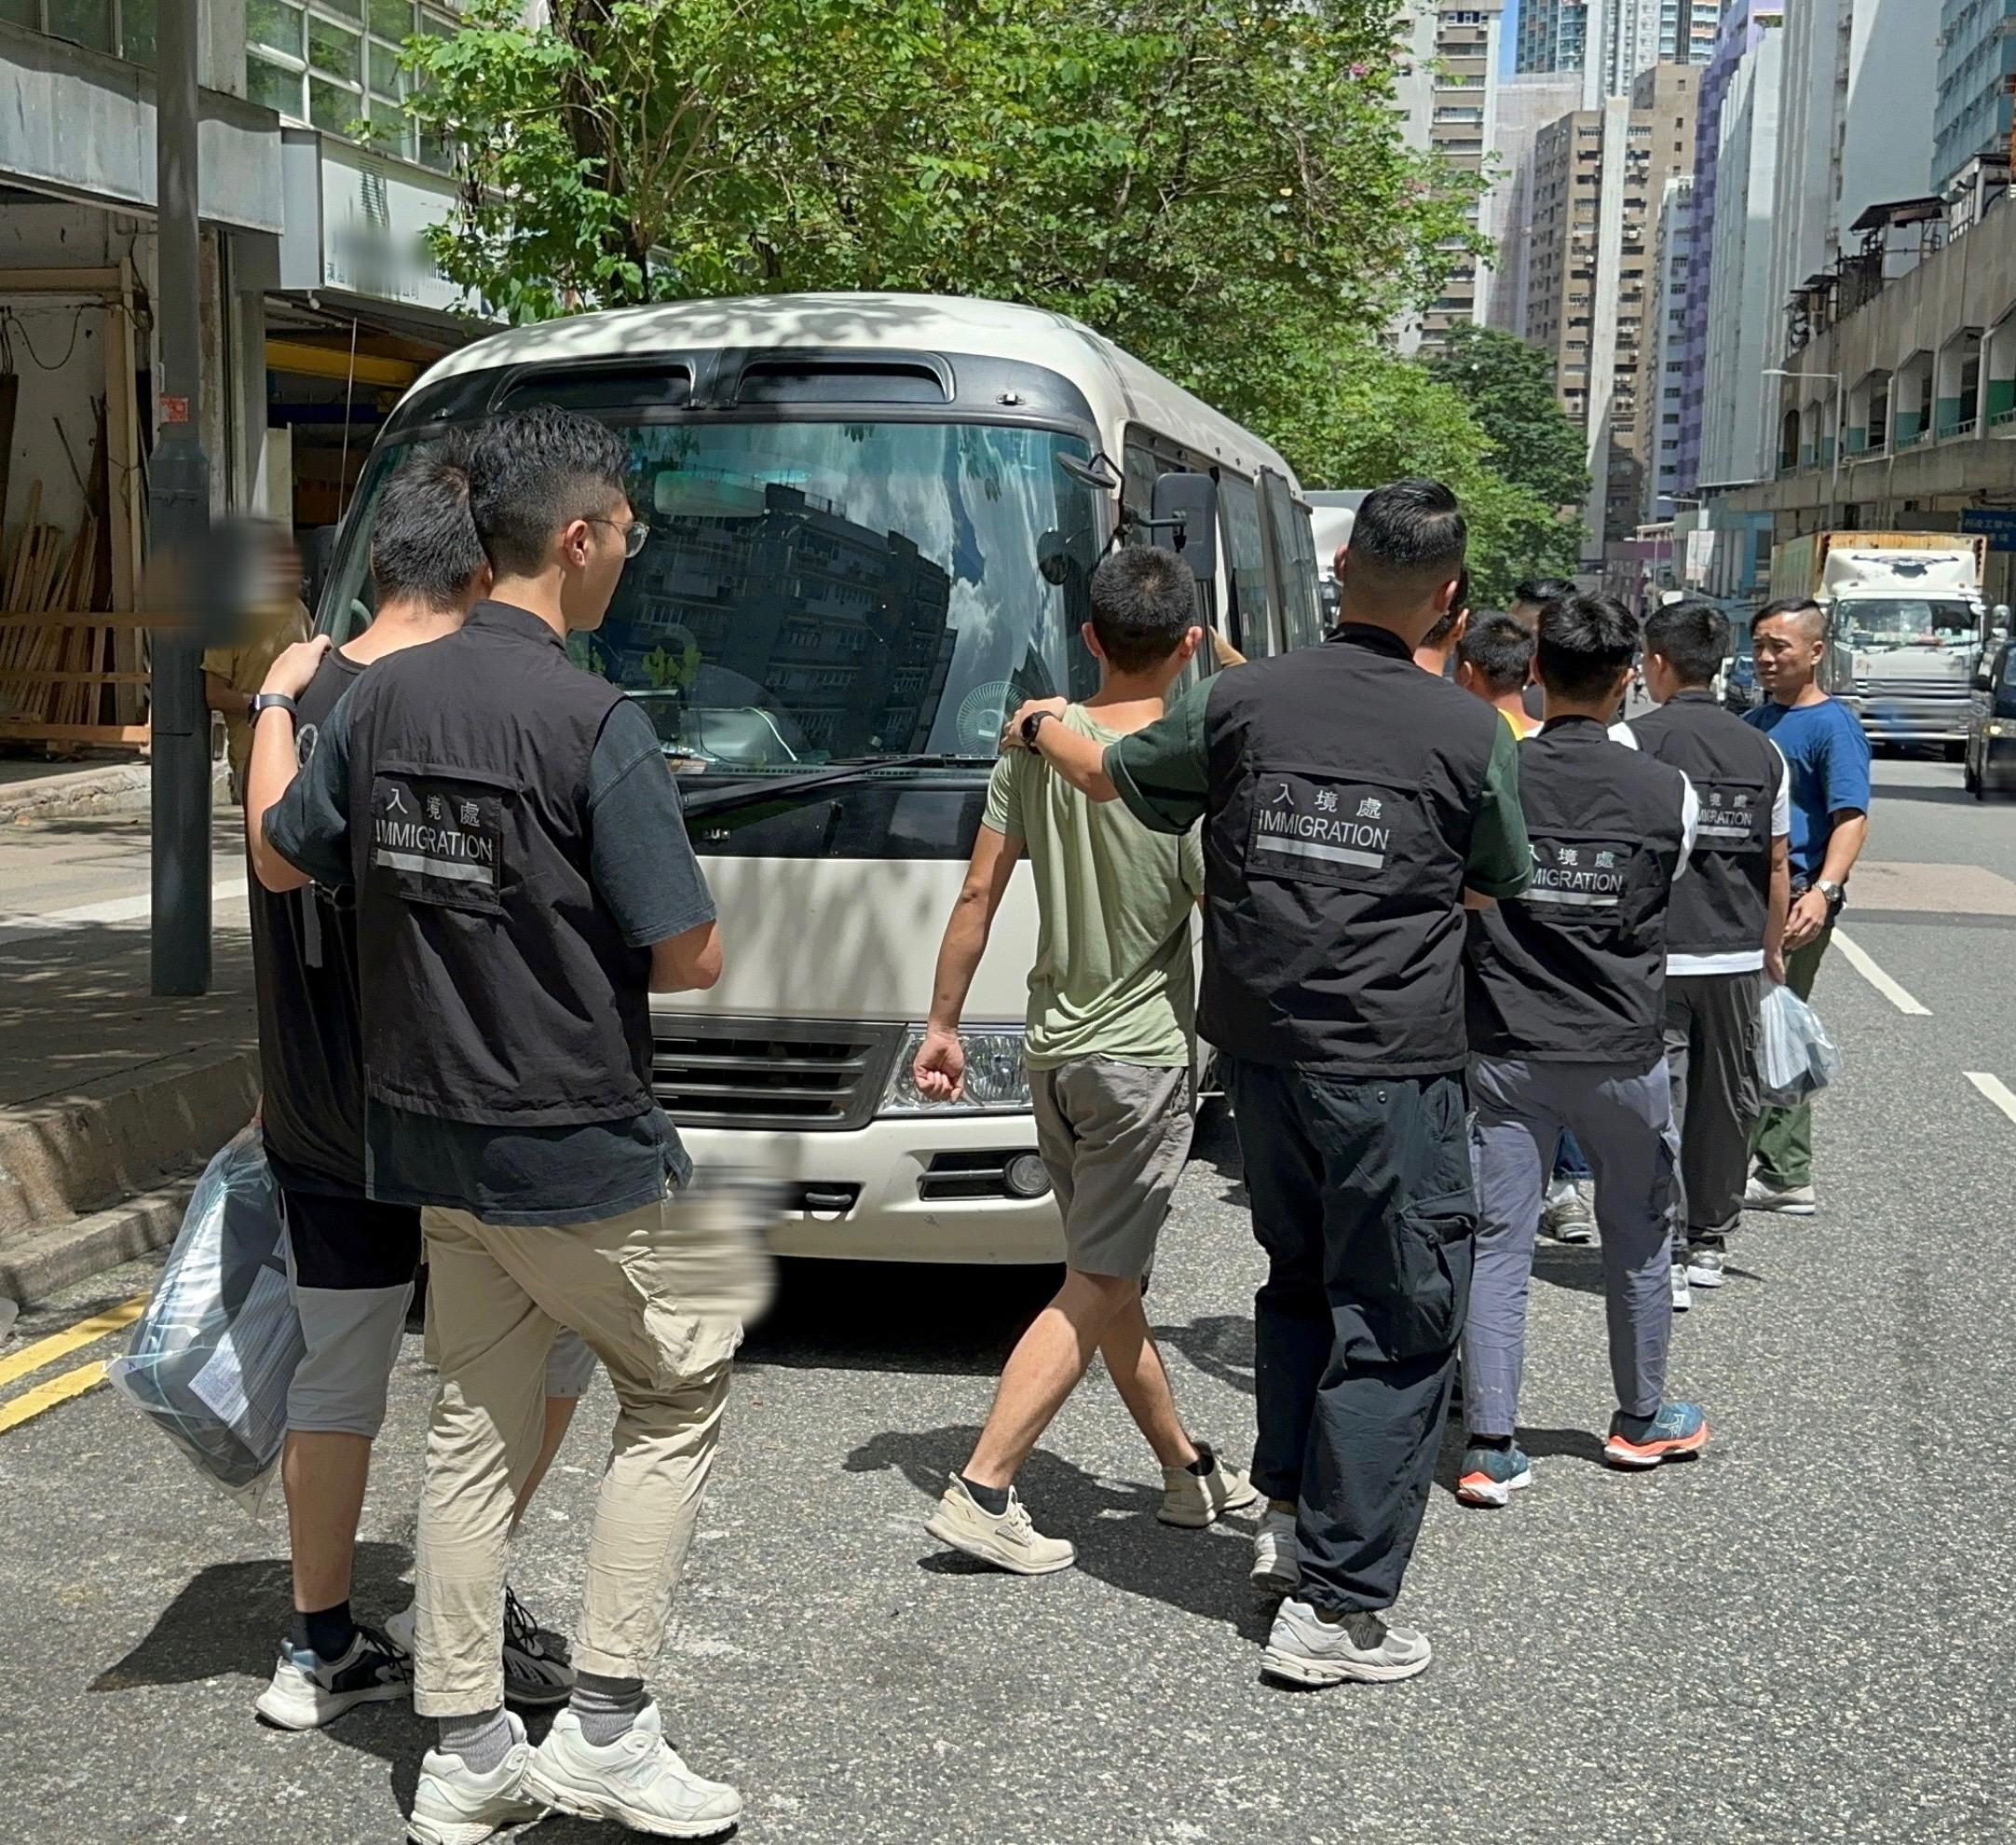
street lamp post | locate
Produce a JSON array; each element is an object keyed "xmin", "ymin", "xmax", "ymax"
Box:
[
  {"xmin": 148, "ymin": 0, "xmax": 211, "ymax": 995},
  {"xmin": 1764, "ymin": 365, "xmax": 1845, "ymax": 522}
]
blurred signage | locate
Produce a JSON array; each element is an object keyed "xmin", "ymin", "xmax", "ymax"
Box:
[
  {"xmin": 1961, "ymin": 509, "xmax": 2016, "ymax": 554},
  {"xmin": 1684, "ymin": 527, "xmax": 1716, "ymax": 584}
]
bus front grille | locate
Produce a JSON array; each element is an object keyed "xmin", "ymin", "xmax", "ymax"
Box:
[{"xmin": 651, "ymin": 1018, "xmax": 903, "ymax": 1131}]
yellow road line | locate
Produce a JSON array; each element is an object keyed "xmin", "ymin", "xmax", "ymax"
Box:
[
  {"xmin": 0, "ymin": 1358, "xmax": 110, "ymax": 1433},
  {"xmin": 0, "ymin": 1294, "xmax": 145, "ymax": 1389}
]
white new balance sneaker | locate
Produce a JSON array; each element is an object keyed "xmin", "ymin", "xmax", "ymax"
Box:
[
  {"xmin": 1743, "ymin": 1176, "xmax": 1816, "ymax": 1215},
  {"xmin": 1260, "ymin": 1597, "xmax": 1433, "ymax": 1687},
  {"xmin": 406, "ymin": 1712, "xmax": 544, "ymax": 1845},
  {"xmin": 524, "ymin": 1702, "xmax": 742, "ymax": 1838},
  {"xmin": 1250, "ymin": 1506, "xmax": 1301, "ymax": 1594},
  {"xmin": 1669, "ymin": 1262, "xmax": 1692, "ymax": 1313}
]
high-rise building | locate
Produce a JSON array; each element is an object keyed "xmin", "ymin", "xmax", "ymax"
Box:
[
  {"xmin": 1675, "ymin": 4, "xmax": 1783, "ymax": 498},
  {"xmin": 1773, "ymin": 0, "xmax": 1940, "ymax": 336},
  {"xmin": 1526, "ymin": 62, "xmax": 1698, "ymax": 555},
  {"xmin": 1485, "ymin": 72, "xmax": 1587, "ymax": 339},
  {"xmin": 1394, "ymin": 0, "xmax": 1505, "ymax": 353},
  {"xmin": 1640, "ymin": 174, "xmax": 1694, "ymax": 522},
  {"xmin": 1934, "ymin": 0, "xmax": 2016, "ymax": 194},
  {"xmin": 1518, "ymin": 0, "xmax": 1719, "ymax": 95},
  {"xmin": 1516, "ymin": 0, "xmax": 1590, "ymax": 77},
  {"xmin": 1698, "ymin": 17, "xmax": 1786, "ymax": 494}
]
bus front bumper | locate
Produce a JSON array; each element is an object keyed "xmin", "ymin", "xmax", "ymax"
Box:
[{"xmin": 678, "ymin": 1114, "xmax": 1065, "ymax": 1265}]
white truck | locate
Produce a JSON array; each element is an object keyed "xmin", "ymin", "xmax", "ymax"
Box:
[{"xmin": 1768, "ymin": 531, "xmax": 1997, "ymax": 753}]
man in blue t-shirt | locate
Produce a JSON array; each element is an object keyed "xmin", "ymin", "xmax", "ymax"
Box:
[{"xmin": 1742, "ymin": 595, "xmax": 1873, "ymax": 1213}]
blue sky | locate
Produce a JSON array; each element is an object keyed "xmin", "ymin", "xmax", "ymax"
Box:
[{"xmin": 1500, "ymin": 0, "xmax": 1521, "ymax": 74}]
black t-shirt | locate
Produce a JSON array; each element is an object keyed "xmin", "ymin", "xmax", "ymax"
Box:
[{"xmin": 252, "ymin": 649, "xmax": 370, "ymax": 1196}]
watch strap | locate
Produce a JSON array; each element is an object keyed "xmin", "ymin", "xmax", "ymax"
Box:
[{"xmin": 252, "ymin": 691, "xmax": 299, "ymax": 718}]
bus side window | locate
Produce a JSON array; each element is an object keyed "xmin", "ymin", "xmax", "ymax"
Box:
[
  {"xmin": 1260, "ymin": 471, "xmax": 1322, "ymax": 651},
  {"xmin": 1122, "ymin": 443, "xmax": 1159, "ymax": 545},
  {"xmin": 1218, "ymin": 472, "xmax": 1277, "ymax": 659}
]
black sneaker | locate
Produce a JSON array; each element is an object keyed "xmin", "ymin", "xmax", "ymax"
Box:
[
  {"xmin": 502, "ymin": 1584, "xmax": 575, "ymax": 1708},
  {"xmin": 253, "ymin": 1622, "xmax": 410, "ymax": 1729}
]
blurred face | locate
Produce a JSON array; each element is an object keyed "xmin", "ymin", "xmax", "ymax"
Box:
[
  {"xmin": 559, "ymin": 493, "xmax": 637, "ymax": 633},
  {"xmin": 1752, "ymin": 611, "xmax": 1825, "ymax": 699}
]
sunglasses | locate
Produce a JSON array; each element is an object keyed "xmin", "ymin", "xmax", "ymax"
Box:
[{"xmin": 588, "ymin": 516, "xmax": 651, "ymax": 559}]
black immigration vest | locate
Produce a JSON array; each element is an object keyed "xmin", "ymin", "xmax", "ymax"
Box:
[
  {"xmin": 1466, "ymin": 717, "xmax": 1687, "ymax": 1064},
  {"xmin": 1199, "ymin": 624, "xmax": 1505, "ymax": 1076},
  {"xmin": 343, "ymin": 600, "xmax": 654, "ymax": 1127},
  {"xmin": 1626, "ymin": 690, "xmax": 1782, "ymax": 959}
]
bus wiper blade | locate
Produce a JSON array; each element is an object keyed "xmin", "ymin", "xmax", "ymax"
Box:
[{"xmin": 679, "ymin": 754, "xmax": 968, "ymax": 819}]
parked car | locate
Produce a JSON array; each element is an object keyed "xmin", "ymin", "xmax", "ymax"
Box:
[
  {"xmin": 1721, "ymin": 632, "xmax": 1761, "ymax": 712},
  {"xmin": 1965, "ymin": 641, "xmax": 2016, "ymax": 800}
]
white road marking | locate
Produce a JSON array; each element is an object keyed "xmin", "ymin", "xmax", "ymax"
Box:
[
  {"xmin": 1964, "ymin": 1072, "xmax": 2016, "ymax": 1128},
  {"xmin": 0, "ymin": 874, "xmax": 248, "ymax": 947},
  {"xmin": 1831, "ymin": 928, "xmax": 1931, "ymax": 1017}
]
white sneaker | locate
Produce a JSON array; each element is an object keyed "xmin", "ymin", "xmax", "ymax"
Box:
[
  {"xmin": 1158, "ymin": 1444, "xmax": 1263, "ymax": 1528},
  {"xmin": 407, "ymin": 1712, "xmax": 544, "ymax": 1845},
  {"xmin": 253, "ymin": 1624, "xmax": 410, "ymax": 1730},
  {"xmin": 1542, "ymin": 1178, "xmax": 1597, "ymax": 1244},
  {"xmin": 1250, "ymin": 1507, "xmax": 1301, "ymax": 1594},
  {"xmin": 1669, "ymin": 1262, "xmax": 1692, "ymax": 1313},
  {"xmin": 922, "ymin": 1474, "xmax": 1075, "ymax": 1574},
  {"xmin": 524, "ymin": 1702, "xmax": 742, "ymax": 1838},
  {"xmin": 1743, "ymin": 1176, "xmax": 1816, "ymax": 1215},
  {"xmin": 1260, "ymin": 1597, "xmax": 1433, "ymax": 1687},
  {"xmin": 1684, "ymin": 1243, "xmax": 1727, "ymax": 1289}
]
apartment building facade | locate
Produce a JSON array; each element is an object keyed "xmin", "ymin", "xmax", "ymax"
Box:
[{"xmin": 1935, "ymin": 0, "xmax": 2016, "ymax": 196}]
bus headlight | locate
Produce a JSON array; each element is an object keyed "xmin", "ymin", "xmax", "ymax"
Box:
[{"xmin": 881, "ymin": 1027, "xmax": 1032, "ymax": 1114}]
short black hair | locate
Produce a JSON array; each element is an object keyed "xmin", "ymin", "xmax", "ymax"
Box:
[
  {"xmin": 1642, "ymin": 598, "xmax": 1729, "ymax": 687},
  {"xmin": 1753, "ymin": 595, "xmax": 1824, "ymax": 641},
  {"xmin": 1459, "ymin": 610, "xmax": 1536, "ymax": 693},
  {"xmin": 369, "ymin": 435, "xmax": 484, "ymax": 611},
  {"xmin": 1537, "ymin": 593, "xmax": 1641, "ymax": 701},
  {"xmin": 1349, "ymin": 478, "xmax": 1467, "ymax": 583},
  {"xmin": 467, "ymin": 404, "xmax": 632, "ymax": 576},
  {"xmin": 1089, "ymin": 546, "xmax": 1196, "ymax": 671},
  {"xmin": 1512, "ymin": 577, "xmax": 1576, "ymax": 613}
]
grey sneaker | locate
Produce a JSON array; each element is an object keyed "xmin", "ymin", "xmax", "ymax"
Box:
[
  {"xmin": 1684, "ymin": 1242, "xmax": 1727, "ymax": 1289},
  {"xmin": 923, "ymin": 1474, "xmax": 1075, "ymax": 1575},
  {"xmin": 387, "ymin": 1587, "xmax": 575, "ymax": 1710},
  {"xmin": 1250, "ymin": 1507, "xmax": 1301, "ymax": 1594},
  {"xmin": 406, "ymin": 1711, "xmax": 544, "ymax": 1845},
  {"xmin": 1158, "ymin": 1443, "xmax": 1262, "ymax": 1528},
  {"xmin": 1261, "ymin": 1598, "xmax": 1433, "ymax": 1687},
  {"xmin": 1670, "ymin": 1262, "xmax": 1692, "ymax": 1313},
  {"xmin": 1542, "ymin": 1178, "xmax": 1596, "ymax": 1244},
  {"xmin": 1743, "ymin": 1176, "xmax": 1816, "ymax": 1215}
]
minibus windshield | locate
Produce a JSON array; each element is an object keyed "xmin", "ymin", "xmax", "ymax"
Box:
[{"xmin": 324, "ymin": 416, "xmax": 1106, "ymax": 772}]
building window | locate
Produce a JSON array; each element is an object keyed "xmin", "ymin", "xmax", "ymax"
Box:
[
  {"xmin": 247, "ymin": 0, "xmax": 457, "ymax": 164},
  {"xmin": 7, "ymin": 0, "xmax": 155, "ymax": 63}
]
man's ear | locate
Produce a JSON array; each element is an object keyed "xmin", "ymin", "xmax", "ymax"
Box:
[
  {"xmin": 1433, "ymin": 575, "xmax": 1461, "ymax": 614},
  {"xmin": 1177, "ymin": 624, "xmax": 1202, "ymax": 663},
  {"xmin": 560, "ymin": 517, "xmax": 593, "ymax": 570},
  {"xmin": 1081, "ymin": 620, "xmax": 1107, "ymax": 663}
]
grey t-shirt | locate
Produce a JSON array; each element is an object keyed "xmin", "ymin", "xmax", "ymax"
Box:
[{"xmin": 267, "ymin": 691, "xmax": 715, "ymax": 1226}]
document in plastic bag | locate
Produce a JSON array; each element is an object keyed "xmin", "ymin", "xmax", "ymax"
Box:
[{"xmin": 1756, "ymin": 982, "xmax": 1843, "ymax": 1108}]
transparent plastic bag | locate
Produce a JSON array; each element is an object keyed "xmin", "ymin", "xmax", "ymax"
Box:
[
  {"xmin": 1756, "ymin": 983, "xmax": 1843, "ymax": 1108},
  {"xmin": 105, "ymin": 1129, "xmax": 302, "ymax": 1517}
]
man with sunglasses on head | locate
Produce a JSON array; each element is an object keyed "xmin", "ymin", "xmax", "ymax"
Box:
[{"xmin": 254, "ymin": 404, "xmax": 753, "ymax": 1845}]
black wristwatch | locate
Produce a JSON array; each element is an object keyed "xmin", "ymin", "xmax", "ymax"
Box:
[
  {"xmin": 1019, "ymin": 707, "xmax": 1057, "ymax": 746},
  {"xmin": 251, "ymin": 691, "xmax": 299, "ymax": 719}
]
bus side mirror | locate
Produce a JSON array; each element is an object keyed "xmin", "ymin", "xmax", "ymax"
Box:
[{"xmin": 1151, "ymin": 472, "xmax": 1219, "ymax": 583}]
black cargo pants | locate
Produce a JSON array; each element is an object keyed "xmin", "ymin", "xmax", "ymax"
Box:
[{"xmin": 1226, "ymin": 1058, "xmax": 1476, "ymax": 1614}]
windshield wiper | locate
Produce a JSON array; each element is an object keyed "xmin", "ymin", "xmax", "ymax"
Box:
[{"xmin": 678, "ymin": 754, "xmax": 988, "ymax": 819}]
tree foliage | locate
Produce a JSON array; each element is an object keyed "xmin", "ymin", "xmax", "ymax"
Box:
[
  {"xmin": 404, "ymin": 0, "xmax": 1586, "ymax": 594},
  {"xmin": 1424, "ymin": 322, "xmax": 1591, "ymax": 512}
]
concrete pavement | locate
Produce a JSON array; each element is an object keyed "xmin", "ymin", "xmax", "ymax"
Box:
[{"xmin": 0, "ymin": 751, "xmax": 2011, "ymax": 1843}]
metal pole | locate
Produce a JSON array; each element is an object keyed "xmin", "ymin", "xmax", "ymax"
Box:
[{"xmin": 148, "ymin": 0, "xmax": 211, "ymax": 996}]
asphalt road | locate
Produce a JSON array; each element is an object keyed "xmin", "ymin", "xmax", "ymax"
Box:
[{"xmin": 1, "ymin": 750, "xmax": 2012, "ymax": 1844}]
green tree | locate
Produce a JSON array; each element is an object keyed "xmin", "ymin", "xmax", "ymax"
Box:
[
  {"xmin": 404, "ymin": 0, "xmax": 1580, "ymax": 594},
  {"xmin": 1424, "ymin": 322, "xmax": 1590, "ymax": 513}
]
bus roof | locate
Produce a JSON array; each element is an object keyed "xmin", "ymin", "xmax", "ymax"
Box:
[{"xmin": 417, "ymin": 292, "xmax": 1303, "ymax": 491}]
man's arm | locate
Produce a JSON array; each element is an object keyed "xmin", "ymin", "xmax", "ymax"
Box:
[
  {"xmin": 204, "ymin": 669, "xmax": 252, "ymax": 720},
  {"xmin": 1765, "ymin": 833, "xmax": 1791, "ymax": 981},
  {"xmin": 252, "ymin": 638, "xmax": 347, "ymax": 894},
  {"xmin": 649, "ymin": 920, "xmax": 722, "ymax": 992},
  {"xmin": 1463, "ymin": 719, "xmax": 1532, "ymax": 904},
  {"xmin": 913, "ymin": 825, "xmax": 1024, "ymax": 1100},
  {"xmin": 1786, "ymin": 714, "xmax": 1871, "ymax": 949}
]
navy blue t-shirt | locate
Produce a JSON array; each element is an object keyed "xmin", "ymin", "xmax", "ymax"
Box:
[{"xmin": 1744, "ymin": 695, "xmax": 1872, "ymax": 885}]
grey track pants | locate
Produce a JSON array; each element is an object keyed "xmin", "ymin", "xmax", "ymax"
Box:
[
  {"xmin": 1464, "ymin": 1055, "xmax": 1680, "ymax": 1439},
  {"xmin": 1664, "ymin": 971, "xmax": 1764, "ymax": 1246}
]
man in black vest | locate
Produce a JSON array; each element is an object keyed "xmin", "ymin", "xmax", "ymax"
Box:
[
  {"xmin": 256, "ymin": 406, "xmax": 751, "ymax": 1843},
  {"xmin": 1457, "ymin": 594, "xmax": 1709, "ymax": 1513},
  {"xmin": 1008, "ymin": 478, "xmax": 1531, "ymax": 1688},
  {"xmin": 1614, "ymin": 600, "xmax": 1790, "ymax": 1309}
]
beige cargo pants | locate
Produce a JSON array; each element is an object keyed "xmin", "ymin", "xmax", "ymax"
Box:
[{"xmin": 412, "ymin": 1191, "xmax": 748, "ymax": 1716}]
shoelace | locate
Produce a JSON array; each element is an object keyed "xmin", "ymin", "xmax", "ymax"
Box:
[
  {"xmin": 1000, "ymin": 1493, "xmax": 1036, "ymax": 1540},
  {"xmin": 503, "ymin": 1588, "xmax": 553, "ymax": 1660}
]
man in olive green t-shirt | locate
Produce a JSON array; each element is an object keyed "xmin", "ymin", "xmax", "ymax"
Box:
[{"xmin": 911, "ymin": 548, "xmax": 1260, "ymax": 1577}]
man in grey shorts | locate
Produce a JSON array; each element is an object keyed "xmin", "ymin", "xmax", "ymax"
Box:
[
  {"xmin": 911, "ymin": 545, "xmax": 1258, "ymax": 1574},
  {"xmin": 241, "ymin": 444, "xmax": 588, "ymax": 1730}
]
